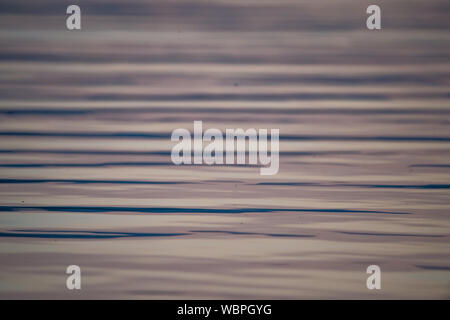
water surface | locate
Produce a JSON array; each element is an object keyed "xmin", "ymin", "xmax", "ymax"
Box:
[{"xmin": 0, "ymin": 0, "xmax": 449, "ymax": 299}]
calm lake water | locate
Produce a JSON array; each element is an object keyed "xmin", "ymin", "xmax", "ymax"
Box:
[{"xmin": 0, "ymin": 0, "xmax": 449, "ymax": 299}]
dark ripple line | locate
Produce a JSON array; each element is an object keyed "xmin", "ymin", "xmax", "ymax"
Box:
[
  {"xmin": 245, "ymin": 74, "xmax": 450, "ymax": 85},
  {"xmin": 0, "ymin": 162, "xmax": 171, "ymax": 168},
  {"xmin": 0, "ymin": 179, "xmax": 193, "ymax": 185},
  {"xmin": 1, "ymin": 131, "xmax": 450, "ymax": 141},
  {"xmin": 0, "ymin": 131, "xmax": 167, "ymax": 139},
  {"xmin": 416, "ymin": 265, "xmax": 450, "ymax": 271},
  {"xmin": 0, "ymin": 229, "xmax": 188, "ymax": 239},
  {"xmin": 2, "ymin": 179, "xmax": 447, "ymax": 190},
  {"xmin": 280, "ymin": 136, "xmax": 450, "ymax": 142},
  {"xmin": 410, "ymin": 164, "xmax": 450, "ymax": 168},
  {"xmin": 3, "ymin": 108, "xmax": 450, "ymax": 116},
  {"xmin": 257, "ymin": 182, "xmax": 450, "ymax": 189},
  {"xmin": 0, "ymin": 149, "xmax": 359, "ymax": 156},
  {"xmin": 191, "ymin": 230, "xmax": 314, "ymax": 238},
  {"xmin": 9, "ymin": 229, "xmax": 312, "ymax": 239},
  {"xmin": 0, "ymin": 206, "xmax": 409, "ymax": 215},
  {"xmin": 86, "ymin": 93, "xmax": 390, "ymax": 101},
  {"xmin": 339, "ymin": 231, "xmax": 445, "ymax": 238},
  {"xmin": 0, "ymin": 149, "xmax": 171, "ymax": 156},
  {"xmin": 0, "ymin": 162, "xmax": 261, "ymax": 168}
]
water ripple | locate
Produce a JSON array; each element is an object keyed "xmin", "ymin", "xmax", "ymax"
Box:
[{"xmin": 0, "ymin": 206, "xmax": 409, "ymax": 215}]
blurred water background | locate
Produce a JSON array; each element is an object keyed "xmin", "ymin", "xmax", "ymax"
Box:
[{"xmin": 0, "ymin": 0, "xmax": 449, "ymax": 298}]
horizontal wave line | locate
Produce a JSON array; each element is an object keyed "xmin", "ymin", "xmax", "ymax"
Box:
[
  {"xmin": 0, "ymin": 229, "xmax": 314, "ymax": 239},
  {"xmin": 0, "ymin": 149, "xmax": 359, "ymax": 156},
  {"xmin": 0, "ymin": 162, "xmax": 261, "ymax": 168},
  {"xmin": 2, "ymin": 108, "xmax": 450, "ymax": 116},
  {"xmin": 339, "ymin": 231, "xmax": 445, "ymax": 238},
  {"xmin": 257, "ymin": 182, "xmax": 450, "ymax": 189},
  {"xmin": 1, "ymin": 179, "xmax": 449, "ymax": 190},
  {"xmin": 0, "ymin": 229, "xmax": 188, "ymax": 239},
  {"xmin": 0, "ymin": 206, "xmax": 409, "ymax": 215},
  {"xmin": 83, "ymin": 93, "xmax": 393, "ymax": 101},
  {"xmin": 1, "ymin": 131, "xmax": 450, "ymax": 141},
  {"xmin": 190, "ymin": 230, "xmax": 314, "ymax": 238},
  {"xmin": 0, "ymin": 162, "xmax": 171, "ymax": 168},
  {"xmin": 410, "ymin": 164, "xmax": 450, "ymax": 168},
  {"xmin": 0, "ymin": 179, "xmax": 193, "ymax": 185}
]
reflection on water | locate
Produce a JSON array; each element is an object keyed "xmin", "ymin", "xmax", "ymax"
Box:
[
  {"xmin": 0, "ymin": 0, "xmax": 449, "ymax": 299},
  {"xmin": 0, "ymin": 230, "xmax": 189, "ymax": 239}
]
